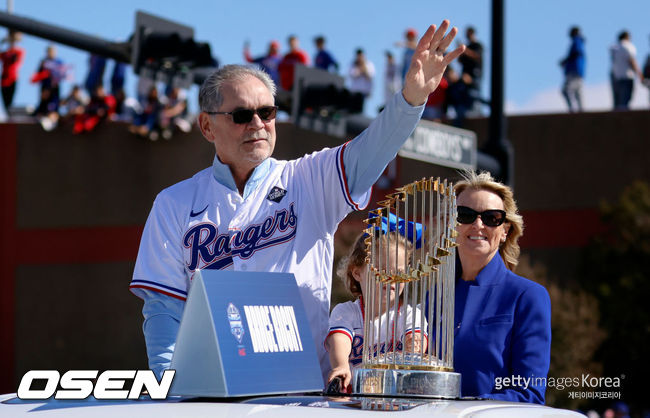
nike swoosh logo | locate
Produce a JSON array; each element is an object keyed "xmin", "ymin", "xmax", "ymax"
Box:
[{"xmin": 190, "ymin": 205, "xmax": 209, "ymax": 218}]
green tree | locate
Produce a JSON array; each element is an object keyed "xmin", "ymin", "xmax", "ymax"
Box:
[
  {"xmin": 518, "ymin": 256, "xmax": 605, "ymax": 410},
  {"xmin": 578, "ymin": 181, "xmax": 650, "ymax": 412}
]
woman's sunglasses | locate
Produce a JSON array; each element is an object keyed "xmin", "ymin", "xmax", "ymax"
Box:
[
  {"xmin": 206, "ymin": 105, "xmax": 278, "ymax": 124},
  {"xmin": 457, "ymin": 206, "xmax": 507, "ymax": 227}
]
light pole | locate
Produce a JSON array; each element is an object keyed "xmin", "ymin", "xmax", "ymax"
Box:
[{"xmin": 486, "ymin": 0, "xmax": 514, "ymax": 186}]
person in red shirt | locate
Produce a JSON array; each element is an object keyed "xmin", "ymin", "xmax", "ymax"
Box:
[
  {"xmin": 423, "ymin": 68, "xmax": 450, "ymax": 121},
  {"xmin": 73, "ymin": 84, "xmax": 115, "ymax": 134},
  {"xmin": 0, "ymin": 31, "xmax": 25, "ymax": 116},
  {"xmin": 278, "ymin": 35, "xmax": 310, "ymax": 91}
]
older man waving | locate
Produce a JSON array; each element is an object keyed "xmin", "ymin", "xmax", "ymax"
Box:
[{"xmin": 130, "ymin": 20, "xmax": 465, "ymax": 383}]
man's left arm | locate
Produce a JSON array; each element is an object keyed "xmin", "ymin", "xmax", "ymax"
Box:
[
  {"xmin": 342, "ymin": 20, "xmax": 465, "ymax": 199},
  {"xmin": 342, "ymin": 91, "xmax": 423, "ymax": 200}
]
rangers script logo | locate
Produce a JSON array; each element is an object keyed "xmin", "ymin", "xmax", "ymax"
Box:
[{"xmin": 183, "ymin": 202, "xmax": 298, "ymax": 271}]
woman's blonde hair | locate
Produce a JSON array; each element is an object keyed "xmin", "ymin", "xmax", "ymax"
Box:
[
  {"xmin": 454, "ymin": 170, "xmax": 524, "ymax": 271},
  {"xmin": 337, "ymin": 231, "xmax": 412, "ymax": 297}
]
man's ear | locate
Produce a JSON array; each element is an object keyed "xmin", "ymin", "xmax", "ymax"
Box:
[{"xmin": 198, "ymin": 112, "xmax": 216, "ymax": 143}]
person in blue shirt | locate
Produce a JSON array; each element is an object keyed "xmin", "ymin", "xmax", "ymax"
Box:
[
  {"xmin": 398, "ymin": 28, "xmax": 418, "ymax": 81},
  {"xmin": 243, "ymin": 40, "xmax": 282, "ymax": 85},
  {"xmin": 314, "ymin": 36, "xmax": 339, "ymax": 73},
  {"xmin": 84, "ymin": 54, "xmax": 107, "ymax": 95},
  {"xmin": 560, "ymin": 26, "xmax": 586, "ymax": 112},
  {"xmin": 452, "ymin": 171, "xmax": 551, "ymax": 404}
]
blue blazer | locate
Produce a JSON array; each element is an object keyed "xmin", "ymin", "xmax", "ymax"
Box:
[{"xmin": 453, "ymin": 252, "xmax": 551, "ymax": 404}]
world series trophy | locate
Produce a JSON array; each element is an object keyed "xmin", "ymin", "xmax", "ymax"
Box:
[{"xmin": 352, "ymin": 178, "xmax": 461, "ymax": 399}]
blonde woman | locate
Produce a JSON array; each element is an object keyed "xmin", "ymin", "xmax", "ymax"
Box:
[{"xmin": 450, "ymin": 171, "xmax": 551, "ymax": 404}]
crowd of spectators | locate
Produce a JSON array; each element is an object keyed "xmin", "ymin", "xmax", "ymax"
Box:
[
  {"xmin": 0, "ymin": 34, "xmax": 192, "ymax": 140},
  {"xmin": 243, "ymin": 26, "xmax": 650, "ymax": 120},
  {"xmin": 241, "ymin": 30, "xmax": 480, "ymax": 119},
  {"xmin": 128, "ymin": 84, "xmax": 191, "ymax": 141},
  {"xmin": 1, "ymin": 25, "xmax": 649, "ymax": 134},
  {"xmin": 560, "ymin": 26, "xmax": 648, "ymax": 113}
]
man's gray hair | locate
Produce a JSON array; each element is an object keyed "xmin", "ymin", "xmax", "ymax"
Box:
[{"xmin": 199, "ymin": 64, "xmax": 277, "ymax": 112}]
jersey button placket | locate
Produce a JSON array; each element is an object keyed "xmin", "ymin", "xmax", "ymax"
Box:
[{"xmin": 229, "ymin": 211, "xmax": 245, "ymax": 270}]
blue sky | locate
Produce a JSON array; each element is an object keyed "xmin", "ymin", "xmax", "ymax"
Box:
[{"xmin": 1, "ymin": 0, "xmax": 649, "ymax": 118}]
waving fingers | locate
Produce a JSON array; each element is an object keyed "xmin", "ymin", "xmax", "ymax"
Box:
[
  {"xmin": 402, "ymin": 19, "xmax": 466, "ymax": 106},
  {"xmin": 415, "ymin": 24, "xmax": 438, "ymax": 54},
  {"xmin": 443, "ymin": 44, "xmax": 466, "ymax": 66},
  {"xmin": 428, "ymin": 20, "xmax": 451, "ymax": 53},
  {"xmin": 436, "ymin": 25, "xmax": 458, "ymax": 54}
]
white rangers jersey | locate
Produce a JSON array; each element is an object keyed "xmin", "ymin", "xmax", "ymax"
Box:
[
  {"xmin": 327, "ymin": 298, "xmax": 427, "ymax": 368},
  {"xmin": 130, "ymin": 143, "xmax": 369, "ymax": 378}
]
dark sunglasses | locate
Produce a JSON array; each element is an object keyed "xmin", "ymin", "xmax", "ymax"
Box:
[
  {"xmin": 206, "ymin": 105, "xmax": 278, "ymax": 124},
  {"xmin": 457, "ymin": 206, "xmax": 507, "ymax": 227}
]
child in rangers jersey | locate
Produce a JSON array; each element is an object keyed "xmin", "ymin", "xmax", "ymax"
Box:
[{"xmin": 325, "ymin": 215, "xmax": 427, "ymax": 391}]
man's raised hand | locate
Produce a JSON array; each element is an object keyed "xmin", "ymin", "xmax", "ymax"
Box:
[{"xmin": 402, "ymin": 20, "xmax": 466, "ymax": 106}]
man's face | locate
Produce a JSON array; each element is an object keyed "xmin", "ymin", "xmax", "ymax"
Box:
[{"xmin": 199, "ymin": 76, "xmax": 276, "ymax": 175}]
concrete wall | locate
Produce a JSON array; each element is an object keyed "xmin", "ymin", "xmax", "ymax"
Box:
[
  {"xmin": 2, "ymin": 123, "xmax": 214, "ymax": 390},
  {"xmin": 463, "ymin": 110, "xmax": 650, "ymax": 211},
  {"xmin": 0, "ymin": 121, "xmax": 350, "ymax": 390},
  {"xmin": 1, "ymin": 109, "xmax": 649, "ymax": 391}
]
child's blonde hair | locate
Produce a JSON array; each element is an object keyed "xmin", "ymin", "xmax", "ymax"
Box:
[{"xmin": 337, "ymin": 231, "xmax": 412, "ymax": 297}]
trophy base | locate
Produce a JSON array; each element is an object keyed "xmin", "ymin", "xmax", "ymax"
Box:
[{"xmin": 352, "ymin": 367, "xmax": 461, "ymax": 399}]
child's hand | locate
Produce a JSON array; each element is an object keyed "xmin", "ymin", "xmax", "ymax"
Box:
[
  {"xmin": 403, "ymin": 333, "xmax": 425, "ymax": 353},
  {"xmin": 328, "ymin": 366, "xmax": 352, "ymax": 392}
]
